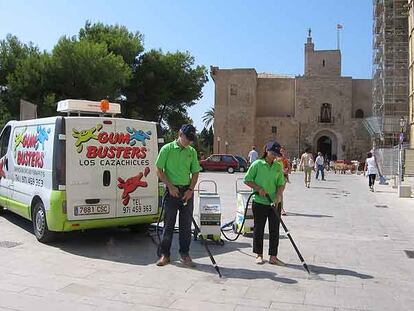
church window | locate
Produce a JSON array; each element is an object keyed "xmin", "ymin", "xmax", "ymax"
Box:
[
  {"xmin": 320, "ymin": 103, "xmax": 332, "ymax": 123},
  {"xmin": 230, "ymin": 84, "xmax": 238, "ymax": 96},
  {"xmin": 322, "ymin": 60, "xmax": 325, "ymax": 67},
  {"xmin": 355, "ymin": 109, "xmax": 364, "ymax": 118},
  {"xmin": 271, "ymin": 126, "xmax": 277, "ymax": 134}
]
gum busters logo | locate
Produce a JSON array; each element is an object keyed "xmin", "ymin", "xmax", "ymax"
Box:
[
  {"xmin": 72, "ymin": 124, "xmax": 152, "ymax": 167},
  {"xmin": 14, "ymin": 126, "xmax": 51, "ymax": 168}
]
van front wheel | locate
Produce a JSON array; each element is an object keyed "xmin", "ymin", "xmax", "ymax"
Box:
[{"xmin": 33, "ymin": 201, "xmax": 55, "ymax": 243}]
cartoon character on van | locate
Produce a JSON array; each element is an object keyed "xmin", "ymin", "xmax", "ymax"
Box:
[
  {"xmin": 14, "ymin": 128, "xmax": 26, "ymax": 151},
  {"xmin": 126, "ymin": 127, "xmax": 152, "ymax": 146},
  {"xmin": 0, "ymin": 158, "xmax": 6, "ymax": 180},
  {"xmin": 72, "ymin": 124, "xmax": 103, "ymax": 153},
  {"xmin": 117, "ymin": 167, "xmax": 150, "ymax": 206},
  {"xmin": 36, "ymin": 126, "xmax": 51, "ymax": 150}
]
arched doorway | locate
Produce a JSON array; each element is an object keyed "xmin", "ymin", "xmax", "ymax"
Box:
[{"xmin": 317, "ymin": 136, "xmax": 332, "ymax": 159}]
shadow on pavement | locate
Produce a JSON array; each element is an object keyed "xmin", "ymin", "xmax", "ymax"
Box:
[
  {"xmin": 285, "ymin": 212, "xmax": 333, "ymax": 218},
  {"xmin": 310, "ymin": 186, "xmax": 338, "ymax": 190},
  {"xmin": 1, "ymin": 210, "xmax": 254, "ymax": 267},
  {"xmin": 286, "ymin": 263, "xmax": 374, "ymax": 279},
  {"xmin": 48, "ymin": 228, "xmax": 252, "ymax": 267},
  {"xmin": 178, "ymin": 262, "xmax": 298, "ymax": 284},
  {"xmin": 375, "ymin": 190, "xmax": 397, "ymax": 194},
  {"xmin": 1, "ymin": 210, "xmax": 34, "ymax": 234}
]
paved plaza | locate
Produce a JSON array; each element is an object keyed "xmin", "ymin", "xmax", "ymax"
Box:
[{"xmin": 1, "ymin": 171, "xmax": 414, "ymax": 310}]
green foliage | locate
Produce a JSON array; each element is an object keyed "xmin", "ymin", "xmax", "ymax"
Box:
[
  {"xmin": 49, "ymin": 37, "xmax": 131, "ymax": 101},
  {"xmin": 127, "ymin": 49, "xmax": 208, "ymax": 128},
  {"xmin": 0, "ymin": 21, "xmax": 208, "ymax": 130},
  {"xmin": 0, "ymin": 99, "xmax": 12, "ymax": 128},
  {"xmin": 79, "ymin": 21, "xmax": 144, "ymax": 66},
  {"xmin": 0, "ymin": 34, "xmax": 37, "ymax": 86},
  {"xmin": 198, "ymin": 126, "xmax": 214, "ymax": 155},
  {"xmin": 202, "ymin": 107, "xmax": 214, "ymax": 129}
]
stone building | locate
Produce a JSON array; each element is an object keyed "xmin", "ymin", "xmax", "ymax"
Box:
[{"xmin": 211, "ymin": 31, "xmax": 372, "ymax": 161}]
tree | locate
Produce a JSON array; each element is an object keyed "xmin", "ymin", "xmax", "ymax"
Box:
[
  {"xmin": 199, "ymin": 126, "xmax": 214, "ymax": 155},
  {"xmin": 0, "ymin": 22, "xmax": 208, "ymax": 128},
  {"xmin": 202, "ymin": 107, "xmax": 214, "ymax": 129},
  {"xmin": 0, "ymin": 35, "xmax": 40, "ymax": 119},
  {"xmin": 49, "ymin": 37, "xmax": 132, "ymax": 101},
  {"xmin": 79, "ymin": 21, "xmax": 144, "ymax": 67},
  {"xmin": 127, "ymin": 49, "xmax": 208, "ymax": 128},
  {"xmin": 0, "ymin": 34, "xmax": 37, "ymax": 86},
  {"xmin": 7, "ymin": 51, "xmax": 54, "ymax": 116}
]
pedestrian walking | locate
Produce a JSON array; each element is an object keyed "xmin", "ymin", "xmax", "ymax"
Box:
[
  {"xmin": 278, "ymin": 146, "xmax": 290, "ymax": 215},
  {"xmin": 248, "ymin": 146, "xmax": 259, "ymax": 166},
  {"xmin": 364, "ymin": 152, "xmax": 378, "ymax": 192},
  {"xmin": 292, "ymin": 157, "xmax": 298, "ymax": 172},
  {"xmin": 244, "ymin": 141, "xmax": 286, "ymax": 265},
  {"xmin": 315, "ymin": 152, "xmax": 325, "ymax": 180},
  {"xmin": 155, "ymin": 124, "xmax": 201, "ymax": 267},
  {"xmin": 299, "ymin": 148, "xmax": 314, "ymax": 188}
]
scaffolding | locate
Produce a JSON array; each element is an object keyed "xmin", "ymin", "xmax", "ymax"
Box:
[{"xmin": 372, "ymin": 0, "xmax": 409, "ymax": 147}]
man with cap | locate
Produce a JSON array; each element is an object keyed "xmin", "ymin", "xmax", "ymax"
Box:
[
  {"xmin": 244, "ymin": 141, "xmax": 286, "ymax": 265},
  {"xmin": 155, "ymin": 124, "xmax": 201, "ymax": 267}
]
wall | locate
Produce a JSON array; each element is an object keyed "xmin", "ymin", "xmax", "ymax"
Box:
[
  {"xmin": 256, "ymin": 77, "xmax": 295, "ymax": 117},
  {"xmin": 306, "ymin": 50, "xmax": 341, "ymax": 77},
  {"xmin": 254, "ymin": 117, "xmax": 299, "ymax": 158},
  {"xmin": 352, "ymin": 79, "xmax": 372, "ymax": 118},
  {"xmin": 211, "ymin": 67, "xmax": 257, "ymax": 157}
]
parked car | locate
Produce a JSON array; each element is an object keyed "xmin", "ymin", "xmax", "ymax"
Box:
[
  {"xmin": 234, "ymin": 155, "xmax": 248, "ymax": 172},
  {"xmin": 199, "ymin": 154, "xmax": 239, "ymax": 173}
]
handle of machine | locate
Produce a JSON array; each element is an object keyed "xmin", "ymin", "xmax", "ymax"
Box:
[
  {"xmin": 197, "ymin": 180, "xmax": 218, "ymax": 194},
  {"xmin": 235, "ymin": 178, "xmax": 251, "ymax": 193}
]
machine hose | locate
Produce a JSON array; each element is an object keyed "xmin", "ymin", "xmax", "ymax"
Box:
[{"xmin": 220, "ymin": 192, "xmax": 255, "ymax": 241}]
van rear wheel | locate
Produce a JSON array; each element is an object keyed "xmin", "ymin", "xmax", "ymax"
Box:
[{"xmin": 33, "ymin": 201, "xmax": 55, "ymax": 243}]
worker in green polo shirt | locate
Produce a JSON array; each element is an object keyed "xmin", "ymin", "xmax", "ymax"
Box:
[
  {"xmin": 244, "ymin": 141, "xmax": 286, "ymax": 265},
  {"xmin": 155, "ymin": 124, "xmax": 201, "ymax": 267}
]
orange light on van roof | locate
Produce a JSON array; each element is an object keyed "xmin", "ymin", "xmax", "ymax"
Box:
[{"xmin": 100, "ymin": 99, "xmax": 109, "ymax": 112}]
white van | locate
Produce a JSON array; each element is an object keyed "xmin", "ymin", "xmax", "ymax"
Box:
[{"xmin": 0, "ymin": 99, "xmax": 160, "ymax": 242}]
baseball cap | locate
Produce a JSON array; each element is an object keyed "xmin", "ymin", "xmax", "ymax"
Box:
[
  {"xmin": 265, "ymin": 141, "xmax": 282, "ymax": 156},
  {"xmin": 180, "ymin": 124, "xmax": 196, "ymax": 141}
]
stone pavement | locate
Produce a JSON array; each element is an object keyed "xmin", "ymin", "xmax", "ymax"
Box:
[{"xmin": 0, "ymin": 171, "xmax": 414, "ymax": 311}]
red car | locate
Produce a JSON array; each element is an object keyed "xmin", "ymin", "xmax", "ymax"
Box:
[{"xmin": 200, "ymin": 154, "xmax": 239, "ymax": 173}]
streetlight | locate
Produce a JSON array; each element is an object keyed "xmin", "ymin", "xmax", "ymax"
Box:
[
  {"xmin": 225, "ymin": 141, "xmax": 229, "ymax": 154},
  {"xmin": 398, "ymin": 116, "xmax": 406, "ymax": 186},
  {"xmin": 217, "ymin": 136, "xmax": 221, "ymax": 154}
]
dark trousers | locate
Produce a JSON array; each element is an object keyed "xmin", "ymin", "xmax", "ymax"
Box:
[
  {"xmin": 160, "ymin": 187, "xmax": 194, "ymax": 257},
  {"xmin": 316, "ymin": 164, "xmax": 325, "ymax": 180},
  {"xmin": 252, "ymin": 201, "xmax": 281, "ymax": 256},
  {"xmin": 368, "ymin": 174, "xmax": 376, "ymax": 187}
]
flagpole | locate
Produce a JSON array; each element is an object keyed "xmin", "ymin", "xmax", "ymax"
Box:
[
  {"xmin": 336, "ymin": 24, "xmax": 343, "ymax": 50},
  {"xmin": 337, "ymin": 27, "xmax": 340, "ymax": 50}
]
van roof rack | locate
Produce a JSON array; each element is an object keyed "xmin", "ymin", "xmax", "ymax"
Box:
[{"xmin": 57, "ymin": 99, "xmax": 121, "ymax": 116}]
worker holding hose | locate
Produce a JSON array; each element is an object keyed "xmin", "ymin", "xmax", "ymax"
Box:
[
  {"xmin": 244, "ymin": 141, "xmax": 286, "ymax": 265},
  {"xmin": 155, "ymin": 124, "xmax": 201, "ymax": 267}
]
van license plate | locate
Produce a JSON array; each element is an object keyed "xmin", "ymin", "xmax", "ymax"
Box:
[{"xmin": 75, "ymin": 204, "xmax": 110, "ymax": 216}]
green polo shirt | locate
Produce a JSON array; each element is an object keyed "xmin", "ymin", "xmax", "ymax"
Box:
[
  {"xmin": 156, "ymin": 140, "xmax": 201, "ymax": 186},
  {"xmin": 244, "ymin": 158, "xmax": 285, "ymax": 205}
]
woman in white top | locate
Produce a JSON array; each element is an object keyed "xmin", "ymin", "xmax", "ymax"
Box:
[{"xmin": 364, "ymin": 152, "xmax": 378, "ymax": 192}]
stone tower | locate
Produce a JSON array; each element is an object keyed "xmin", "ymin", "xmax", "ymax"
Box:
[{"xmin": 304, "ymin": 28, "xmax": 341, "ymax": 77}]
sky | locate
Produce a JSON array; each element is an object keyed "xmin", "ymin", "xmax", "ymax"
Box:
[{"xmin": 0, "ymin": 0, "xmax": 373, "ymax": 131}]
